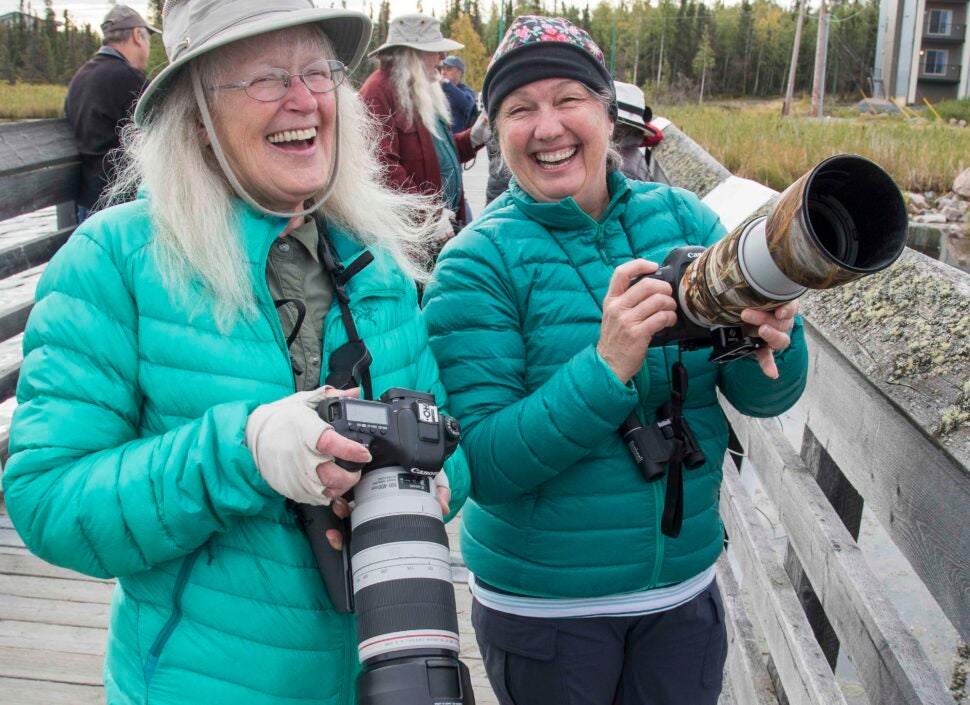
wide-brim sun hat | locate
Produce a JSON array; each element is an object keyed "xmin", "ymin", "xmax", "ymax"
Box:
[
  {"xmin": 482, "ymin": 15, "xmax": 616, "ymax": 124},
  {"xmin": 614, "ymin": 81, "xmax": 646, "ymax": 129},
  {"xmin": 368, "ymin": 13, "xmax": 463, "ymax": 56},
  {"xmin": 134, "ymin": 0, "xmax": 372, "ymax": 125}
]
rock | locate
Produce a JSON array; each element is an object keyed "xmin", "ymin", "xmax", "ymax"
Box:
[
  {"xmin": 917, "ymin": 213, "xmax": 948, "ymax": 224},
  {"xmin": 950, "ymin": 118, "xmax": 959, "ymax": 125},
  {"xmin": 955, "ymin": 168, "xmax": 970, "ymax": 198},
  {"xmin": 961, "ymin": 120, "xmax": 968, "ymax": 128},
  {"xmin": 943, "ymin": 206, "xmax": 965, "ymax": 222},
  {"xmin": 908, "ymin": 192, "xmax": 929, "ymax": 212}
]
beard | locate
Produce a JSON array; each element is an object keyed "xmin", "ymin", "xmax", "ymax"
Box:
[{"xmin": 389, "ymin": 49, "xmax": 453, "ymax": 138}]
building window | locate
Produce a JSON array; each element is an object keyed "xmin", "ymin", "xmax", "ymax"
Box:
[
  {"xmin": 924, "ymin": 49, "xmax": 948, "ymax": 75},
  {"xmin": 926, "ymin": 9, "xmax": 952, "ymax": 36}
]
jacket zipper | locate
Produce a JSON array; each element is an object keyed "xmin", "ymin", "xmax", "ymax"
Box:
[
  {"xmin": 143, "ymin": 546, "xmax": 205, "ymax": 687},
  {"xmin": 591, "ymin": 217, "xmax": 666, "ymax": 588}
]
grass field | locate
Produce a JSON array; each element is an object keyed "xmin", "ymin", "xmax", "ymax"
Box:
[
  {"xmin": 0, "ymin": 83, "xmax": 67, "ymax": 120},
  {"xmin": 660, "ymin": 100, "xmax": 970, "ymax": 194}
]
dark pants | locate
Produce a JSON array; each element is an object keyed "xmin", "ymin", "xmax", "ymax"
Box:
[{"xmin": 472, "ymin": 581, "xmax": 727, "ymax": 705}]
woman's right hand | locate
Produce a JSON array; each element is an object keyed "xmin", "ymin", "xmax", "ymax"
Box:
[
  {"xmin": 245, "ymin": 387, "xmax": 372, "ymax": 505},
  {"xmin": 596, "ymin": 259, "xmax": 679, "ymax": 384}
]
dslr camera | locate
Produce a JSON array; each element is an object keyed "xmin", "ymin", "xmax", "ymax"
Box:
[{"xmin": 294, "ymin": 388, "xmax": 475, "ymax": 705}]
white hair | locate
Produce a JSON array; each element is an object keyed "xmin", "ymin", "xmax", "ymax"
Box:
[
  {"xmin": 382, "ymin": 47, "xmax": 452, "ymax": 139},
  {"xmin": 108, "ymin": 26, "xmax": 439, "ymax": 329}
]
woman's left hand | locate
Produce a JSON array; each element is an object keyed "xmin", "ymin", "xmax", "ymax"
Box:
[
  {"xmin": 739, "ymin": 301, "xmax": 799, "ymax": 379},
  {"xmin": 325, "ymin": 473, "xmax": 452, "ymax": 550}
]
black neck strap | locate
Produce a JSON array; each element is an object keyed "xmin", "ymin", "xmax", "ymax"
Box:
[
  {"xmin": 315, "ymin": 217, "xmax": 375, "ymax": 400},
  {"xmin": 660, "ymin": 360, "xmax": 689, "ymax": 538}
]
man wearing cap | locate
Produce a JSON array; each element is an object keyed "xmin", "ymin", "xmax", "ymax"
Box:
[
  {"xmin": 64, "ymin": 4, "xmax": 159, "ymax": 222},
  {"xmin": 439, "ymin": 55, "xmax": 478, "ymax": 133},
  {"xmin": 360, "ymin": 13, "xmax": 489, "ymax": 242}
]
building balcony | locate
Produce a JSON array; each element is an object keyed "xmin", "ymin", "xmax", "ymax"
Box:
[
  {"xmin": 918, "ymin": 63, "xmax": 963, "ymax": 81},
  {"xmin": 923, "ymin": 21, "xmax": 967, "ymax": 41}
]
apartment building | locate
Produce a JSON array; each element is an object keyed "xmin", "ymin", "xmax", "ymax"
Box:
[{"xmin": 873, "ymin": 0, "xmax": 970, "ymax": 103}]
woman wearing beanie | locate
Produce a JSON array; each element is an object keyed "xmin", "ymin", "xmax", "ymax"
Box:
[{"xmin": 423, "ymin": 15, "xmax": 808, "ymax": 705}]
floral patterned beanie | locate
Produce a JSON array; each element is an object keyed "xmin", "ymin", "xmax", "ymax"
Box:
[{"xmin": 482, "ymin": 15, "xmax": 617, "ymax": 124}]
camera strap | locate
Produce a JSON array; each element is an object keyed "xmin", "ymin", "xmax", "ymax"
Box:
[
  {"xmin": 660, "ymin": 361, "xmax": 689, "ymax": 538},
  {"xmin": 314, "ymin": 217, "xmax": 375, "ymax": 400}
]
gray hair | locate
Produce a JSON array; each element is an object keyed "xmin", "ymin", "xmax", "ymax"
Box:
[
  {"xmin": 103, "ymin": 27, "xmax": 143, "ymax": 46},
  {"xmin": 492, "ymin": 83, "xmax": 620, "ymax": 182},
  {"xmin": 381, "ymin": 47, "xmax": 452, "ymax": 138},
  {"xmin": 107, "ymin": 26, "xmax": 440, "ymax": 329}
]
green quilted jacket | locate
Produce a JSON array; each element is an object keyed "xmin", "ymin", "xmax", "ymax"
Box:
[
  {"xmin": 2, "ymin": 197, "xmax": 470, "ymax": 705},
  {"xmin": 424, "ymin": 171, "xmax": 807, "ymax": 598}
]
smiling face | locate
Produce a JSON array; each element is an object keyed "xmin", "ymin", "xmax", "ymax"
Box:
[
  {"xmin": 206, "ymin": 27, "xmax": 337, "ymax": 213},
  {"xmin": 496, "ymin": 78, "xmax": 613, "ymax": 219}
]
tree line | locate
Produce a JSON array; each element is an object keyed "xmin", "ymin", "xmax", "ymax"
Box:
[
  {"xmin": 1, "ymin": 0, "xmax": 101, "ymax": 84},
  {"xmin": 7, "ymin": 0, "xmax": 880, "ymax": 105}
]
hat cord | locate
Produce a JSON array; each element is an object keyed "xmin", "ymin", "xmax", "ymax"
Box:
[{"xmin": 190, "ymin": 62, "xmax": 339, "ymax": 219}]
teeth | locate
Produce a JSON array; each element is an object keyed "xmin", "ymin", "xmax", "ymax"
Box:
[
  {"xmin": 536, "ymin": 147, "xmax": 576, "ymax": 163},
  {"xmin": 267, "ymin": 127, "xmax": 317, "ymax": 144}
]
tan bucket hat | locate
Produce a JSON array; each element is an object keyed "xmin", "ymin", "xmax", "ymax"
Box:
[
  {"xmin": 134, "ymin": 0, "xmax": 371, "ymax": 124},
  {"xmin": 368, "ymin": 13, "xmax": 463, "ymax": 56}
]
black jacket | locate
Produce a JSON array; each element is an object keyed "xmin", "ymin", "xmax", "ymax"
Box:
[{"xmin": 64, "ymin": 50, "xmax": 146, "ymax": 208}]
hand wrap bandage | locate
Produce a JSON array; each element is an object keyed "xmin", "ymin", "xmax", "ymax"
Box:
[{"xmin": 245, "ymin": 387, "xmax": 346, "ymax": 506}]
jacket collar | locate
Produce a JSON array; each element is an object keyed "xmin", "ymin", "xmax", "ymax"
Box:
[
  {"xmin": 234, "ymin": 200, "xmax": 409, "ymax": 296},
  {"xmin": 508, "ymin": 170, "xmax": 633, "ymax": 231}
]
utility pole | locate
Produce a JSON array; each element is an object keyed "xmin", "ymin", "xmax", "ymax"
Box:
[
  {"xmin": 810, "ymin": 0, "xmax": 830, "ymax": 117},
  {"xmin": 782, "ymin": 0, "xmax": 805, "ymax": 116},
  {"xmin": 657, "ymin": 4, "xmax": 666, "ymax": 85}
]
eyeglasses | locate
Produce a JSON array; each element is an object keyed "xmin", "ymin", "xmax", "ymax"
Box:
[{"xmin": 212, "ymin": 59, "xmax": 347, "ymax": 102}]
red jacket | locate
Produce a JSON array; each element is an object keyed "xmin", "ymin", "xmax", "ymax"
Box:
[{"xmin": 359, "ymin": 66, "xmax": 482, "ymax": 228}]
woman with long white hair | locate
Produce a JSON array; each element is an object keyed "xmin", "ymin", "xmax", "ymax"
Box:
[{"xmin": 3, "ymin": 1, "xmax": 469, "ymax": 703}]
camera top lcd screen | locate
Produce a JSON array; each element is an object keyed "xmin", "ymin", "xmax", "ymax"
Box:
[{"xmin": 345, "ymin": 400, "xmax": 389, "ymax": 426}]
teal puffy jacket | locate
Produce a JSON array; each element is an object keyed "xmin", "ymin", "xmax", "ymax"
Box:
[
  {"xmin": 424, "ymin": 172, "xmax": 806, "ymax": 598},
  {"xmin": 3, "ymin": 197, "xmax": 470, "ymax": 704}
]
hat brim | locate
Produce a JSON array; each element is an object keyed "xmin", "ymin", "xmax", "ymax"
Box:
[
  {"xmin": 134, "ymin": 8, "xmax": 371, "ymax": 125},
  {"xmin": 368, "ymin": 37, "xmax": 463, "ymax": 57},
  {"xmin": 617, "ymin": 111, "xmax": 646, "ymax": 128}
]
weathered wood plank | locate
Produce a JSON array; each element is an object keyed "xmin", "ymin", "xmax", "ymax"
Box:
[
  {"xmin": 0, "ymin": 264, "xmax": 42, "ymax": 340},
  {"xmin": 0, "ymin": 592, "xmax": 110, "ymax": 629},
  {"xmin": 796, "ymin": 320, "xmax": 970, "ymax": 644},
  {"xmin": 0, "ymin": 119, "xmax": 80, "ymax": 221},
  {"xmin": 723, "ymin": 402, "xmax": 956, "ymax": 705},
  {"xmin": 720, "ymin": 462, "xmax": 849, "ymax": 705},
  {"xmin": 0, "ymin": 551, "xmax": 113, "ymax": 584},
  {"xmin": 0, "ymin": 573, "xmax": 114, "ymax": 604},
  {"xmin": 0, "ymin": 619, "xmax": 107, "ymax": 656},
  {"xmin": 0, "ymin": 525, "xmax": 25, "ymax": 549},
  {"xmin": 0, "ymin": 645, "xmax": 103, "ymax": 686},
  {"xmin": 0, "ymin": 227, "xmax": 70, "ymax": 280},
  {"xmin": 0, "ymin": 333, "xmax": 23, "ymax": 402},
  {"xmin": 0, "ymin": 676, "xmax": 103, "ymax": 705},
  {"xmin": 0, "ymin": 396, "xmax": 15, "ymax": 465},
  {"xmin": 717, "ymin": 553, "xmax": 779, "ymax": 705}
]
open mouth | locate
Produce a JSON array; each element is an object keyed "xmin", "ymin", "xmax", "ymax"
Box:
[
  {"xmin": 266, "ymin": 127, "xmax": 317, "ymax": 150},
  {"xmin": 534, "ymin": 146, "xmax": 578, "ymax": 169}
]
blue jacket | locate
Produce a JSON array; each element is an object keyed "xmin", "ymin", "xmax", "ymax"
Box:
[
  {"xmin": 424, "ymin": 172, "xmax": 807, "ymax": 598},
  {"xmin": 3, "ymin": 197, "xmax": 470, "ymax": 704}
]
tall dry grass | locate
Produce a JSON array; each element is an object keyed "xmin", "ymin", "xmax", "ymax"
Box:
[
  {"xmin": 0, "ymin": 83, "xmax": 67, "ymax": 120},
  {"xmin": 660, "ymin": 101, "xmax": 970, "ymax": 194}
]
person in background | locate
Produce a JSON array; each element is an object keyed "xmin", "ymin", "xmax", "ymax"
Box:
[
  {"xmin": 614, "ymin": 80, "xmax": 654, "ymax": 182},
  {"xmin": 64, "ymin": 4, "xmax": 159, "ymax": 223},
  {"xmin": 439, "ymin": 55, "xmax": 478, "ymax": 133},
  {"xmin": 424, "ymin": 15, "xmax": 807, "ymax": 705},
  {"xmin": 3, "ymin": 1, "xmax": 469, "ymax": 703},
  {"xmin": 360, "ymin": 13, "xmax": 489, "ymax": 247}
]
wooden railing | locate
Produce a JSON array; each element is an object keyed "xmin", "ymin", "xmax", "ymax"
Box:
[
  {"xmin": 0, "ymin": 117, "xmax": 968, "ymax": 705},
  {"xmin": 653, "ymin": 120, "xmax": 970, "ymax": 705},
  {"xmin": 0, "ymin": 118, "xmax": 80, "ymax": 463}
]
